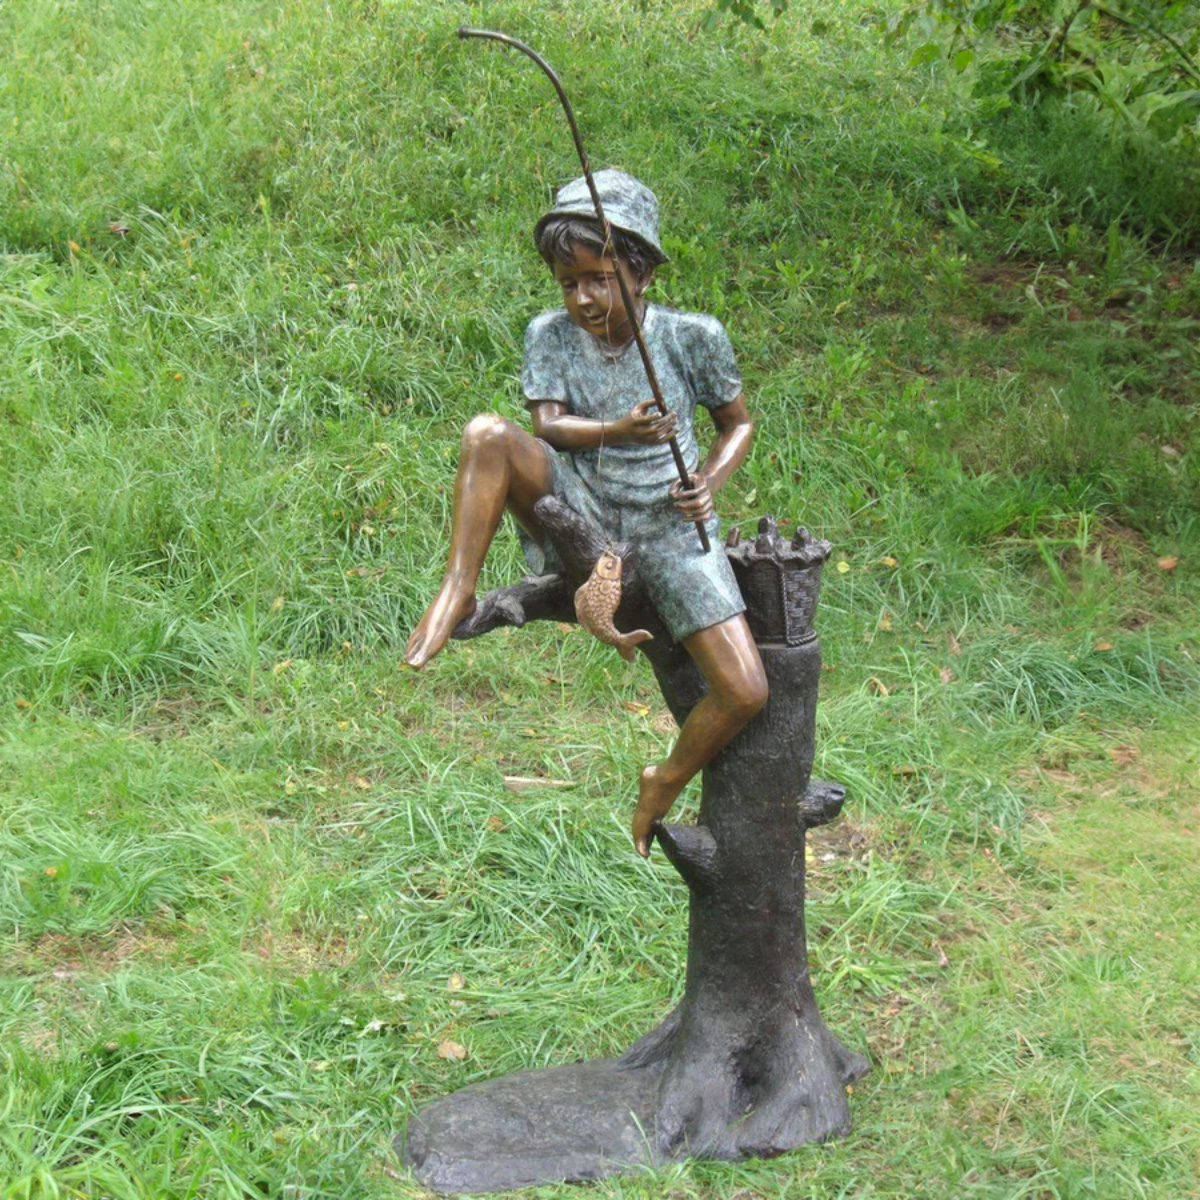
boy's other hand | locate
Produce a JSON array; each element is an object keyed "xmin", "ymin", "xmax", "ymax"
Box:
[
  {"xmin": 670, "ymin": 474, "xmax": 714, "ymax": 521},
  {"xmin": 616, "ymin": 399, "xmax": 677, "ymax": 445}
]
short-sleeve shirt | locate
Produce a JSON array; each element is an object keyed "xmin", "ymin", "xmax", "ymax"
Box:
[
  {"xmin": 522, "ymin": 305, "xmax": 742, "ymax": 511},
  {"xmin": 519, "ymin": 304, "xmax": 747, "ymax": 641}
]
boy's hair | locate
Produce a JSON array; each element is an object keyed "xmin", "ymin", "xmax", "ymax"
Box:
[{"xmin": 535, "ymin": 215, "xmax": 657, "ymax": 283}]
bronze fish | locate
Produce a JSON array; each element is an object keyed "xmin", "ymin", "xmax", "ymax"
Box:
[{"xmin": 574, "ymin": 550, "xmax": 652, "ymax": 661}]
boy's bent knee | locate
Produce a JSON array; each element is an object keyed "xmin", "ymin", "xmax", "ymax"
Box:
[
  {"xmin": 461, "ymin": 412, "xmax": 514, "ymax": 453},
  {"xmin": 725, "ymin": 667, "xmax": 768, "ymax": 722},
  {"xmin": 744, "ymin": 672, "xmax": 770, "ymax": 719}
]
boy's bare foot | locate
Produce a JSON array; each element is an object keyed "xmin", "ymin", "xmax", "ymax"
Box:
[
  {"xmin": 404, "ymin": 583, "xmax": 477, "ymax": 669},
  {"xmin": 632, "ymin": 763, "xmax": 685, "ymax": 857}
]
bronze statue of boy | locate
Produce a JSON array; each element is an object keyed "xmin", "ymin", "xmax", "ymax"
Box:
[
  {"xmin": 405, "ymin": 169, "xmax": 766, "ymax": 856},
  {"xmin": 400, "ymin": 167, "xmax": 867, "ymax": 1191}
]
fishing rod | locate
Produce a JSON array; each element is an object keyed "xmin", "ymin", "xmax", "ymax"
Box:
[{"xmin": 457, "ymin": 26, "xmax": 711, "ymax": 554}]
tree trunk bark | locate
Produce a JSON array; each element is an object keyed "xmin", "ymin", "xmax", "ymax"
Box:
[{"xmin": 638, "ymin": 635, "xmax": 867, "ymax": 1160}]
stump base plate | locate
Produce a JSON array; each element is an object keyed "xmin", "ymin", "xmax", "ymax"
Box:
[{"xmin": 398, "ymin": 1057, "xmax": 666, "ymax": 1193}]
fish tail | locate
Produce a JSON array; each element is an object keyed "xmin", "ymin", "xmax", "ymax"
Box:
[{"xmin": 615, "ymin": 629, "xmax": 653, "ymax": 659}]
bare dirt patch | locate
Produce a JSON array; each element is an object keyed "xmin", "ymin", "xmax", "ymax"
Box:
[
  {"xmin": 808, "ymin": 817, "xmax": 873, "ymax": 868},
  {"xmin": 5, "ymin": 926, "xmax": 183, "ymax": 978}
]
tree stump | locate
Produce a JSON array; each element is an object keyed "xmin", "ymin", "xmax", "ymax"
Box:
[{"xmin": 398, "ymin": 510, "xmax": 868, "ymax": 1192}]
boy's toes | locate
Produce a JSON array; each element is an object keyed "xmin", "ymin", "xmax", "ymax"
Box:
[
  {"xmin": 403, "ymin": 630, "xmax": 429, "ymax": 669},
  {"xmin": 631, "ymin": 802, "xmax": 664, "ymax": 858},
  {"xmin": 632, "ymin": 824, "xmax": 654, "ymax": 858}
]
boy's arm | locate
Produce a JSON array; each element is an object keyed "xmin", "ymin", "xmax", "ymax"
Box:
[
  {"xmin": 670, "ymin": 395, "xmax": 754, "ymax": 521},
  {"xmin": 698, "ymin": 395, "xmax": 753, "ymax": 494},
  {"xmin": 530, "ymin": 401, "xmax": 678, "ymax": 450}
]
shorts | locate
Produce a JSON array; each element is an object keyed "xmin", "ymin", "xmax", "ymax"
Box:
[{"xmin": 520, "ymin": 441, "xmax": 746, "ymax": 642}]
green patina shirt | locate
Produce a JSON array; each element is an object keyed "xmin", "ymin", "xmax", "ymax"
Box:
[{"xmin": 520, "ymin": 304, "xmax": 747, "ymax": 641}]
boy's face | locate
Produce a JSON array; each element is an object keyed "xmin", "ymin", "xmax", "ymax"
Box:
[{"xmin": 553, "ymin": 244, "xmax": 650, "ymax": 347}]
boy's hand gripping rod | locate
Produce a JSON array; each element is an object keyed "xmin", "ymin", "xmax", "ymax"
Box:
[{"xmin": 457, "ymin": 27, "xmax": 711, "ymax": 554}]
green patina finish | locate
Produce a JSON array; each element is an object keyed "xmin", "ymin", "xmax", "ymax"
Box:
[{"xmin": 520, "ymin": 303, "xmax": 746, "ymax": 641}]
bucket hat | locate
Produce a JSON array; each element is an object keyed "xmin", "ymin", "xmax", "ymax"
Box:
[{"xmin": 535, "ymin": 168, "xmax": 668, "ymax": 265}]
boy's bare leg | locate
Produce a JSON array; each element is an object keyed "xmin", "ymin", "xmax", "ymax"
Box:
[
  {"xmin": 632, "ymin": 615, "xmax": 767, "ymax": 856},
  {"xmin": 404, "ymin": 415, "xmax": 552, "ymax": 669}
]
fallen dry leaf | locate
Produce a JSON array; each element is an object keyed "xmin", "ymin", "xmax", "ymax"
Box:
[
  {"xmin": 947, "ymin": 631, "xmax": 962, "ymax": 656},
  {"xmin": 891, "ymin": 764, "xmax": 918, "ymax": 778},
  {"xmin": 939, "ymin": 667, "xmax": 955, "ymax": 684},
  {"xmin": 437, "ymin": 1040, "xmax": 467, "ymax": 1062},
  {"xmin": 1093, "ymin": 641, "xmax": 1114, "ymax": 652},
  {"xmin": 878, "ymin": 556, "xmax": 898, "ymax": 568},
  {"xmin": 448, "ymin": 973, "xmax": 465, "ymax": 991},
  {"xmin": 867, "ymin": 676, "xmax": 890, "ymax": 697},
  {"xmin": 1157, "ymin": 556, "xmax": 1179, "ymax": 571},
  {"xmin": 486, "ymin": 815, "xmax": 507, "ymax": 832},
  {"xmin": 623, "ymin": 701, "xmax": 651, "ymax": 717},
  {"xmin": 878, "ymin": 612, "xmax": 893, "ymax": 632}
]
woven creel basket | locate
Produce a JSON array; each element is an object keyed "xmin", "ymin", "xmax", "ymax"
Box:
[{"xmin": 725, "ymin": 517, "xmax": 831, "ymax": 647}]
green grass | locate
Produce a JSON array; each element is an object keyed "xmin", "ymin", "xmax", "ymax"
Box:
[{"xmin": 2, "ymin": 0, "xmax": 1199, "ymax": 1196}]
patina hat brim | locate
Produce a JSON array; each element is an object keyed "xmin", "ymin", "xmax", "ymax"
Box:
[{"xmin": 535, "ymin": 168, "xmax": 668, "ymax": 265}]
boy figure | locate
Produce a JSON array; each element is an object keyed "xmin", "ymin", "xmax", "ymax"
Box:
[{"xmin": 405, "ymin": 170, "xmax": 767, "ymax": 856}]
